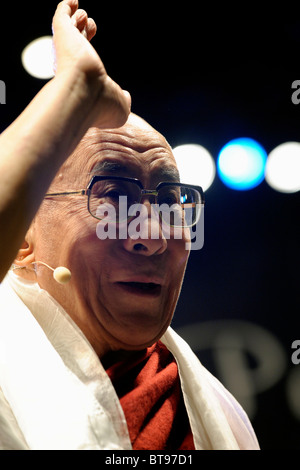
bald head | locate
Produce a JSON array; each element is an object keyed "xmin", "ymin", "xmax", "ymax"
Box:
[
  {"xmin": 48, "ymin": 113, "xmax": 177, "ymax": 193},
  {"xmin": 123, "ymin": 112, "xmax": 157, "ymax": 131}
]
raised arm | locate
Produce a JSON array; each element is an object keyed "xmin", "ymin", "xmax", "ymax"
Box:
[{"xmin": 0, "ymin": 0, "xmax": 131, "ymax": 282}]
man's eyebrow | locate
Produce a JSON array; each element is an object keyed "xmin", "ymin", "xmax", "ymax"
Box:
[
  {"xmin": 155, "ymin": 166, "xmax": 180, "ymax": 182},
  {"xmin": 89, "ymin": 161, "xmax": 128, "ymax": 175},
  {"xmin": 89, "ymin": 160, "xmax": 181, "ymax": 182}
]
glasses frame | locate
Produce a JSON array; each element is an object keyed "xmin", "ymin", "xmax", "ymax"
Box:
[{"xmin": 45, "ymin": 175, "xmax": 205, "ymax": 227}]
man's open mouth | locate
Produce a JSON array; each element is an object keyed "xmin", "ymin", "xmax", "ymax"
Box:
[{"xmin": 116, "ymin": 281, "xmax": 162, "ymax": 296}]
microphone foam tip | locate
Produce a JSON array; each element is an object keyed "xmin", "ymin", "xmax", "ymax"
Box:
[{"xmin": 53, "ymin": 267, "xmax": 71, "ymax": 284}]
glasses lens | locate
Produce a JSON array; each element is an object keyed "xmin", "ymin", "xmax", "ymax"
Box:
[
  {"xmin": 89, "ymin": 179, "xmax": 141, "ymax": 221},
  {"xmin": 89, "ymin": 179, "xmax": 202, "ymax": 227},
  {"xmin": 157, "ymin": 185, "xmax": 201, "ymax": 227}
]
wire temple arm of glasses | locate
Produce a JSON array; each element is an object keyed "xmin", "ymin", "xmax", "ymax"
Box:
[{"xmin": 44, "ymin": 190, "xmax": 87, "ymax": 198}]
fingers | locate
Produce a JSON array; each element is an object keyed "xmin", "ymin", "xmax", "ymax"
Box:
[
  {"xmin": 71, "ymin": 9, "xmax": 87, "ymax": 31},
  {"xmin": 52, "ymin": 0, "xmax": 77, "ymax": 35},
  {"xmin": 72, "ymin": 9, "xmax": 97, "ymax": 40},
  {"xmin": 54, "ymin": 0, "xmax": 78, "ymax": 21},
  {"xmin": 53, "ymin": 1, "xmax": 96, "ymax": 40},
  {"xmin": 86, "ymin": 18, "xmax": 97, "ymax": 41}
]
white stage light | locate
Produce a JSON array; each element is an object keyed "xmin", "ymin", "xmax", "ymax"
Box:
[
  {"xmin": 21, "ymin": 36, "xmax": 55, "ymax": 79},
  {"xmin": 265, "ymin": 142, "xmax": 300, "ymax": 193},
  {"xmin": 172, "ymin": 144, "xmax": 216, "ymax": 191}
]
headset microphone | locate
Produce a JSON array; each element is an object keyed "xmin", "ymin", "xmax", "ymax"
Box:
[{"xmin": 33, "ymin": 261, "xmax": 72, "ymax": 284}]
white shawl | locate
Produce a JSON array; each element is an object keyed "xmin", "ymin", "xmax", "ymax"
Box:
[{"xmin": 0, "ymin": 272, "xmax": 259, "ymax": 450}]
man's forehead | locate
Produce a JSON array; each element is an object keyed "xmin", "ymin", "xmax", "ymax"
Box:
[
  {"xmin": 57, "ymin": 115, "xmax": 180, "ymax": 187},
  {"xmin": 84, "ymin": 114, "xmax": 169, "ymax": 150},
  {"xmin": 80, "ymin": 121, "xmax": 179, "ymax": 180}
]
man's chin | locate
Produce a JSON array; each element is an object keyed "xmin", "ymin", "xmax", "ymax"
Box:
[{"xmin": 102, "ymin": 308, "xmax": 171, "ymax": 351}]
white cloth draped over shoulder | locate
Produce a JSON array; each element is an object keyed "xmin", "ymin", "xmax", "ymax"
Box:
[{"xmin": 0, "ymin": 272, "xmax": 259, "ymax": 450}]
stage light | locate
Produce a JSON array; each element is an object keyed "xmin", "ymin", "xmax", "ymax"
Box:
[
  {"xmin": 265, "ymin": 142, "xmax": 300, "ymax": 193},
  {"xmin": 217, "ymin": 138, "xmax": 267, "ymax": 190},
  {"xmin": 172, "ymin": 144, "xmax": 216, "ymax": 191},
  {"xmin": 21, "ymin": 36, "xmax": 55, "ymax": 79}
]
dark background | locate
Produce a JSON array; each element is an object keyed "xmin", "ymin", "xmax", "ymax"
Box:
[{"xmin": 1, "ymin": 1, "xmax": 299, "ymax": 449}]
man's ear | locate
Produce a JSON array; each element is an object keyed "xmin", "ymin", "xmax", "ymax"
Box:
[{"xmin": 14, "ymin": 239, "xmax": 35, "ymax": 267}]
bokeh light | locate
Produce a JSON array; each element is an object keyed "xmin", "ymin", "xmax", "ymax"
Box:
[
  {"xmin": 21, "ymin": 36, "xmax": 55, "ymax": 79},
  {"xmin": 217, "ymin": 138, "xmax": 267, "ymax": 190},
  {"xmin": 172, "ymin": 144, "xmax": 216, "ymax": 191},
  {"xmin": 265, "ymin": 142, "xmax": 300, "ymax": 193}
]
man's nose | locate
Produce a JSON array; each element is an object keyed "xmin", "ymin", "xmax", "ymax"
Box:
[{"xmin": 121, "ymin": 200, "xmax": 167, "ymax": 256}]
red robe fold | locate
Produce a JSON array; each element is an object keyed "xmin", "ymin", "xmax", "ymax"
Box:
[{"xmin": 104, "ymin": 341, "xmax": 195, "ymax": 450}]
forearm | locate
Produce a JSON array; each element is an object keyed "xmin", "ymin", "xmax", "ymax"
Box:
[{"xmin": 0, "ymin": 70, "xmax": 102, "ymax": 280}]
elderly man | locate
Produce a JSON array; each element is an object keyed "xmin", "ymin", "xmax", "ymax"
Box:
[{"xmin": 0, "ymin": 0, "xmax": 259, "ymax": 450}]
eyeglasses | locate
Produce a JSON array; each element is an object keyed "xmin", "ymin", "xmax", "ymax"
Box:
[{"xmin": 45, "ymin": 175, "xmax": 205, "ymax": 228}]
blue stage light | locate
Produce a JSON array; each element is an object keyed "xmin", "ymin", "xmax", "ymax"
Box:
[{"xmin": 217, "ymin": 138, "xmax": 267, "ymax": 190}]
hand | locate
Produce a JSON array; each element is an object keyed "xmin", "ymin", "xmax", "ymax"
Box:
[{"xmin": 52, "ymin": 0, "xmax": 131, "ymax": 128}]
